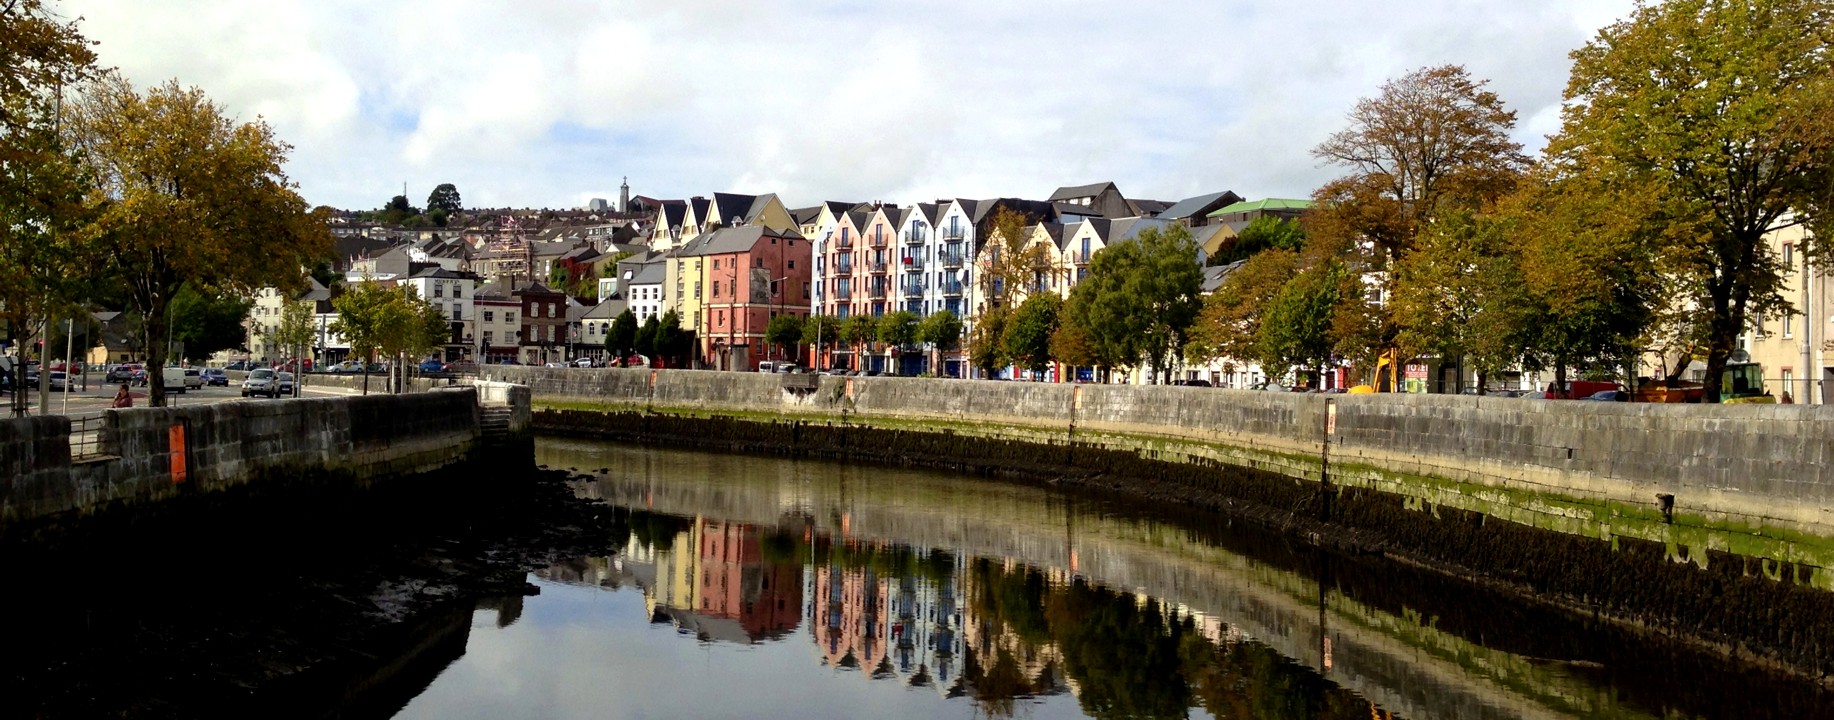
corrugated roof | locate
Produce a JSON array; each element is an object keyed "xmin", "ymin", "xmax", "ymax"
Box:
[{"xmin": 1207, "ymin": 198, "xmax": 1313, "ymax": 217}]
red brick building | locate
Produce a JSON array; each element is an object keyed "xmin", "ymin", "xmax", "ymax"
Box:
[{"xmin": 676, "ymin": 225, "xmax": 812, "ymax": 370}]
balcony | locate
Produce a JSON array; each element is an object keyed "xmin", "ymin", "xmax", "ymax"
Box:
[
  {"xmin": 902, "ymin": 282, "xmax": 925, "ymax": 298},
  {"xmin": 940, "ymin": 252, "xmax": 964, "ymax": 268},
  {"xmin": 903, "ymin": 230, "xmax": 928, "ymax": 244},
  {"xmin": 868, "ymin": 285, "xmax": 887, "ymax": 300},
  {"xmin": 835, "ymin": 290, "xmax": 853, "ymax": 301},
  {"xmin": 870, "ymin": 233, "xmax": 888, "ymax": 248},
  {"xmin": 941, "ymin": 281, "xmax": 964, "ymax": 297},
  {"xmin": 869, "ymin": 260, "xmax": 888, "ymax": 274},
  {"xmin": 1072, "ymin": 250, "xmax": 1091, "ymax": 265},
  {"xmin": 899, "ymin": 254, "xmax": 921, "ymax": 268},
  {"xmin": 835, "ymin": 262, "xmax": 854, "ymax": 275},
  {"xmin": 942, "ymin": 227, "xmax": 966, "ymax": 241}
]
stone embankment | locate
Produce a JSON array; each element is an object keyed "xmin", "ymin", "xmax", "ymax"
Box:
[
  {"xmin": 483, "ymin": 366, "xmax": 1834, "ymax": 581},
  {"xmin": 0, "ymin": 381, "xmax": 530, "ymax": 536}
]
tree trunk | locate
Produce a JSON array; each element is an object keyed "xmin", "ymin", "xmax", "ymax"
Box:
[
  {"xmin": 146, "ymin": 298, "xmax": 170, "ymax": 407},
  {"xmin": 1554, "ymin": 353, "xmax": 1569, "ymax": 399},
  {"xmin": 361, "ymin": 351, "xmax": 371, "ymax": 396}
]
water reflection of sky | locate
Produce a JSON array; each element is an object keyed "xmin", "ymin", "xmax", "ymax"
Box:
[{"xmin": 393, "ymin": 571, "xmax": 1092, "ymax": 720}]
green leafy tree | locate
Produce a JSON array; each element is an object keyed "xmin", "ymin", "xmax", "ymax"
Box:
[
  {"xmin": 969, "ymin": 208, "xmax": 1051, "ymax": 378},
  {"xmin": 1002, "ymin": 293, "xmax": 1061, "ymax": 379},
  {"xmin": 1208, "ymin": 216, "xmax": 1305, "ymax": 266},
  {"xmin": 839, "ymin": 314, "xmax": 876, "ymax": 369},
  {"xmin": 168, "ymin": 284, "xmax": 251, "ymax": 364},
  {"xmin": 0, "ymin": 0, "xmax": 97, "ymax": 412},
  {"xmin": 1186, "ymin": 249, "xmax": 1300, "ymax": 369},
  {"xmin": 605, "ymin": 309, "xmax": 638, "ymax": 367},
  {"xmin": 765, "ymin": 313, "xmax": 805, "ymax": 364},
  {"xmin": 1389, "ymin": 211, "xmax": 1532, "ymax": 391},
  {"xmin": 67, "ymin": 75, "xmax": 331, "ymax": 405},
  {"xmin": 876, "ymin": 310, "xmax": 918, "ymax": 348},
  {"xmin": 656, "ymin": 309, "xmax": 689, "ymax": 367},
  {"xmin": 634, "ymin": 314, "xmax": 660, "ymax": 362},
  {"xmin": 329, "ymin": 280, "xmax": 393, "ymax": 394},
  {"xmin": 801, "ymin": 314, "xmax": 840, "ymax": 365},
  {"xmin": 1071, "ymin": 224, "xmax": 1205, "ymax": 384},
  {"xmin": 44, "ymin": 314, "xmax": 101, "ymax": 362},
  {"xmin": 427, "ymin": 183, "xmax": 462, "ymax": 214},
  {"xmin": 967, "ymin": 307, "xmax": 1009, "ymax": 378},
  {"xmin": 381, "ymin": 194, "xmax": 420, "ymax": 226},
  {"xmin": 1545, "ymin": 0, "xmax": 1834, "ymax": 401},
  {"xmin": 916, "ymin": 310, "xmax": 963, "ymax": 376},
  {"xmin": 273, "ymin": 297, "xmax": 317, "ymax": 368},
  {"xmin": 1256, "ymin": 263, "xmax": 1345, "ymax": 385}
]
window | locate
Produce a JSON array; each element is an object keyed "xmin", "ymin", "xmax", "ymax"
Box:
[
  {"xmin": 484, "ymin": 331, "xmax": 494, "ymax": 344},
  {"xmin": 507, "ymin": 311, "xmax": 516, "ymax": 323},
  {"xmin": 713, "ymin": 259, "xmax": 721, "ymax": 269},
  {"xmin": 1783, "ymin": 368, "xmax": 1794, "ymax": 392},
  {"xmin": 451, "ymin": 307, "xmax": 461, "ymax": 321},
  {"xmin": 483, "ymin": 310, "xmax": 494, "ymax": 322},
  {"xmin": 454, "ymin": 285, "xmax": 463, "ymax": 298},
  {"xmin": 788, "ymin": 259, "xmax": 796, "ymax": 269},
  {"xmin": 433, "ymin": 283, "xmax": 443, "ymax": 298},
  {"xmin": 713, "ymin": 281, "xmax": 720, "ymax": 297},
  {"xmin": 1784, "ymin": 243, "xmax": 1795, "ymax": 268},
  {"xmin": 1785, "ymin": 312, "xmax": 1796, "ymax": 338}
]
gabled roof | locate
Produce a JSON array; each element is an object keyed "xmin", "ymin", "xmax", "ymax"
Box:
[
  {"xmin": 790, "ymin": 206, "xmax": 821, "ymax": 225},
  {"xmin": 1049, "ymin": 181, "xmax": 1118, "ymax": 201},
  {"xmin": 745, "ymin": 193, "xmax": 779, "ymax": 222},
  {"xmin": 1059, "ymin": 222, "xmax": 1084, "ymax": 250},
  {"xmin": 1207, "ymin": 198, "xmax": 1313, "ymax": 217},
  {"xmin": 709, "ymin": 192, "xmax": 758, "ymax": 226},
  {"xmin": 582, "ymin": 298, "xmax": 627, "ymax": 320},
  {"xmin": 1157, "ymin": 191, "xmax": 1242, "ymax": 221},
  {"xmin": 688, "ymin": 197, "xmax": 711, "ymax": 226},
  {"xmin": 627, "ymin": 263, "xmax": 666, "ymax": 286},
  {"xmin": 674, "ymin": 225, "xmax": 802, "ymax": 258},
  {"xmin": 659, "ymin": 203, "xmax": 688, "ymax": 231},
  {"xmin": 915, "ymin": 202, "xmax": 942, "ymax": 226}
]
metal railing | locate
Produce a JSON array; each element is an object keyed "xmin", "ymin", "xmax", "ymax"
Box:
[
  {"xmin": 869, "ymin": 260, "xmax": 888, "ymax": 274},
  {"xmin": 902, "ymin": 283, "xmax": 925, "ymax": 297},
  {"xmin": 941, "ymin": 282, "xmax": 964, "ymax": 296},
  {"xmin": 942, "ymin": 228, "xmax": 966, "ymax": 241},
  {"xmin": 70, "ymin": 414, "xmax": 108, "ymax": 460},
  {"xmin": 903, "ymin": 230, "xmax": 928, "ymax": 244},
  {"xmin": 868, "ymin": 285, "xmax": 888, "ymax": 300}
]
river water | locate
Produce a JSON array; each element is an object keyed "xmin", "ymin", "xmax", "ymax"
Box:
[{"xmin": 392, "ymin": 438, "xmax": 1832, "ymax": 720}]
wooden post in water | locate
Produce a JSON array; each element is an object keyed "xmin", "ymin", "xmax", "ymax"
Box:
[{"xmin": 1321, "ymin": 399, "xmax": 1335, "ymax": 521}]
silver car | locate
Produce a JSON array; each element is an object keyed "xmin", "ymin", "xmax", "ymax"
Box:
[{"xmin": 242, "ymin": 368, "xmax": 280, "ymax": 398}]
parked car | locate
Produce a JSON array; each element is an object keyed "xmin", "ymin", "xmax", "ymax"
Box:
[
  {"xmin": 758, "ymin": 361, "xmax": 780, "ymax": 373},
  {"xmin": 573, "ymin": 358, "xmax": 595, "ymax": 368},
  {"xmin": 1249, "ymin": 382, "xmax": 1289, "ymax": 392},
  {"xmin": 418, "ymin": 359, "xmax": 447, "ymax": 373},
  {"xmin": 182, "ymin": 368, "xmax": 204, "ymax": 389},
  {"xmin": 242, "ymin": 368, "xmax": 281, "ymax": 398},
  {"xmin": 225, "ymin": 360, "xmax": 253, "ymax": 371},
  {"xmin": 107, "ymin": 363, "xmax": 139, "ymax": 383},
  {"xmin": 1582, "ymin": 389, "xmax": 1630, "ymax": 402},
  {"xmin": 445, "ymin": 360, "xmax": 478, "ymax": 374},
  {"xmin": 543, "ymin": 361, "xmax": 569, "ymax": 368},
  {"xmin": 277, "ymin": 371, "xmax": 296, "ymax": 395},
  {"xmin": 202, "ymin": 368, "xmax": 229, "ymax": 386},
  {"xmin": 47, "ymin": 370, "xmax": 69, "ymax": 391},
  {"xmin": 1172, "ymin": 379, "xmax": 1213, "ymax": 387}
]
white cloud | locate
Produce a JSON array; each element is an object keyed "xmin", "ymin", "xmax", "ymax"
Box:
[{"xmin": 59, "ymin": 0, "xmax": 1636, "ymax": 210}]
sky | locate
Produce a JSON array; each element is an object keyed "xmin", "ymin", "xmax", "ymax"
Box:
[{"xmin": 59, "ymin": 0, "xmax": 1637, "ymax": 212}]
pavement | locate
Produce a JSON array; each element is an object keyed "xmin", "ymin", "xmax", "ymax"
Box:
[{"xmin": 2, "ymin": 377, "xmax": 362, "ymax": 421}]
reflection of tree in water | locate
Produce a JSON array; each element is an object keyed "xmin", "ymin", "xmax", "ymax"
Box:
[
  {"xmin": 1180, "ymin": 634, "xmax": 1391, "ymax": 720},
  {"xmin": 965, "ymin": 563, "xmax": 1389, "ymax": 720},
  {"xmin": 628, "ymin": 510, "xmax": 689, "ymax": 551}
]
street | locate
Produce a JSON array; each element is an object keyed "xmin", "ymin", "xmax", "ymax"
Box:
[{"xmin": 2, "ymin": 378, "xmax": 362, "ymax": 421}]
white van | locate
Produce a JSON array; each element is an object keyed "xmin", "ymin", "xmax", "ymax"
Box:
[
  {"xmin": 162, "ymin": 366, "xmax": 189, "ymax": 392},
  {"xmin": 757, "ymin": 361, "xmax": 778, "ymax": 374}
]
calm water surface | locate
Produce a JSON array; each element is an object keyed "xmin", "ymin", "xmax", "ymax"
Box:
[{"xmin": 392, "ymin": 438, "xmax": 1831, "ymax": 720}]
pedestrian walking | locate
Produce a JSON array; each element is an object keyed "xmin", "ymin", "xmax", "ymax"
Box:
[{"xmin": 112, "ymin": 383, "xmax": 133, "ymax": 408}]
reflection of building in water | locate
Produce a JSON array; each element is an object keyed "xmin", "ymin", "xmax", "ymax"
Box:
[
  {"xmin": 804, "ymin": 542, "xmax": 973, "ymax": 699},
  {"xmin": 638, "ymin": 516, "xmax": 803, "ymax": 644},
  {"xmin": 695, "ymin": 518, "xmax": 802, "ymax": 641},
  {"xmin": 810, "ymin": 561, "xmax": 887, "ymax": 671}
]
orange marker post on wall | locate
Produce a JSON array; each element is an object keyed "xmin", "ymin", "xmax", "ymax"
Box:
[{"xmin": 168, "ymin": 423, "xmax": 188, "ymax": 484}]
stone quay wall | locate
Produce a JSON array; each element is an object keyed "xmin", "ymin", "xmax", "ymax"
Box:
[
  {"xmin": 484, "ymin": 366, "xmax": 1834, "ymax": 572},
  {"xmin": 1, "ymin": 389, "xmax": 483, "ymax": 531}
]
